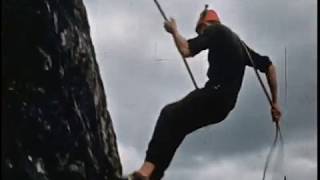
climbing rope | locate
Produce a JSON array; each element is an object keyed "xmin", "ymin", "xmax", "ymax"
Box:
[{"xmin": 153, "ymin": 0, "xmax": 199, "ymax": 89}]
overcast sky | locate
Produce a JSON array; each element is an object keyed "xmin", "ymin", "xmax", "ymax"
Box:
[{"xmin": 83, "ymin": 0, "xmax": 317, "ymax": 179}]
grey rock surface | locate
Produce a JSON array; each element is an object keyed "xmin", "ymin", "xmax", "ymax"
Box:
[{"xmin": 2, "ymin": 0, "xmax": 123, "ymax": 179}]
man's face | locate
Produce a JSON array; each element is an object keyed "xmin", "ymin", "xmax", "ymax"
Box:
[
  {"xmin": 195, "ymin": 22, "xmax": 208, "ymax": 35},
  {"xmin": 195, "ymin": 9, "xmax": 210, "ymax": 34}
]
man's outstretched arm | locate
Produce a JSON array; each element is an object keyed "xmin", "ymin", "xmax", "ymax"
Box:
[
  {"xmin": 164, "ymin": 18, "xmax": 192, "ymax": 58},
  {"xmin": 266, "ymin": 64, "xmax": 282, "ymax": 124},
  {"xmin": 244, "ymin": 44, "xmax": 282, "ymax": 124}
]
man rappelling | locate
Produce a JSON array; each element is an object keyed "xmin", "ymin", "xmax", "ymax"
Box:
[{"xmin": 121, "ymin": 6, "xmax": 282, "ymax": 180}]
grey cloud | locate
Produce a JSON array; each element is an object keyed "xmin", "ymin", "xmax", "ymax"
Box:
[{"xmin": 84, "ymin": 0, "xmax": 316, "ymax": 179}]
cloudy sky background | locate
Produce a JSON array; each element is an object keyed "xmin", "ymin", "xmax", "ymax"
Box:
[{"xmin": 83, "ymin": 0, "xmax": 317, "ymax": 179}]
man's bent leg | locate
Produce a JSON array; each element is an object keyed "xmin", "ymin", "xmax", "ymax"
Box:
[
  {"xmin": 144, "ymin": 88, "xmax": 234, "ymax": 179},
  {"xmin": 145, "ymin": 103, "xmax": 188, "ymax": 179}
]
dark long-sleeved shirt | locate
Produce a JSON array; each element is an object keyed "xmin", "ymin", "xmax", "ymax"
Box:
[{"xmin": 187, "ymin": 23, "xmax": 272, "ymax": 99}]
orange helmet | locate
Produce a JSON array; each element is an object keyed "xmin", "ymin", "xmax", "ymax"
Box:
[{"xmin": 196, "ymin": 6, "xmax": 220, "ymax": 33}]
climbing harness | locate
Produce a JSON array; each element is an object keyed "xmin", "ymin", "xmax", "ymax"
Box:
[
  {"xmin": 153, "ymin": 0, "xmax": 199, "ymax": 89},
  {"xmin": 241, "ymin": 41, "xmax": 286, "ymax": 180}
]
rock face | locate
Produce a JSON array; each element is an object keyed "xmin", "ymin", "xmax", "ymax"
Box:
[{"xmin": 2, "ymin": 0, "xmax": 122, "ymax": 179}]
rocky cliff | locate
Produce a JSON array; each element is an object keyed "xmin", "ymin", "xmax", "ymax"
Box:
[{"xmin": 2, "ymin": 0, "xmax": 122, "ymax": 179}]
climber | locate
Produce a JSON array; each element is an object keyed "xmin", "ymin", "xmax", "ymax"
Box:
[{"xmin": 121, "ymin": 6, "xmax": 282, "ymax": 180}]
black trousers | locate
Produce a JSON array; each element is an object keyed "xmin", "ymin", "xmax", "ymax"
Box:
[{"xmin": 145, "ymin": 86, "xmax": 236, "ymax": 179}]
